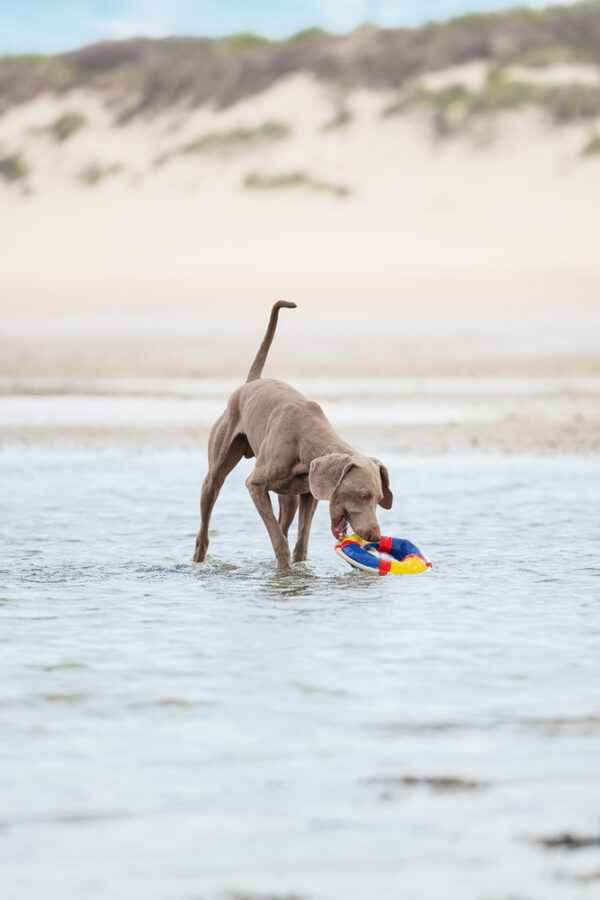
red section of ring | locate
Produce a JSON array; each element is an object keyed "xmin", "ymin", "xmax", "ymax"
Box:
[
  {"xmin": 335, "ymin": 537, "xmax": 358, "ymax": 550},
  {"xmin": 379, "ymin": 535, "xmax": 393, "ymax": 554},
  {"xmin": 379, "ymin": 558, "xmax": 392, "ymax": 575}
]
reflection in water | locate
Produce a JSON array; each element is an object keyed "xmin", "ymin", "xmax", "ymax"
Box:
[{"xmin": 0, "ymin": 447, "xmax": 599, "ymax": 900}]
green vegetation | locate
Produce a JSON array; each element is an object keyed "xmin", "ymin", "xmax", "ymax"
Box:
[
  {"xmin": 474, "ymin": 75, "xmax": 600, "ymax": 122},
  {"xmin": 383, "ymin": 75, "xmax": 600, "ymax": 135},
  {"xmin": 180, "ymin": 120, "xmax": 290, "ymax": 155},
  {"xmin": 0, "ymin": 54, "xmax": 79, "ymax": 113},
  {"xmin": 48, "ymin": 110, "xmax": 86, "ymax": 141},
  {"xmin": 581, "ymin": 132, "xmax": 600, "ymax": 156},
  {"xmin": 320, "ymin": 109, "xmax": 353, "ymax": 132},
  {"xmin": 541, "ymin": 84, "xmax": 600, "ymax": 122},
  {"xmin": 78, "ymin": 162, "xmax": 122, "ymax": 187},
  {"xmin": 222, "ymin": 33, "xmax": 270, "ymax": 51},
  {"xmin": 473, "ymin": 77, "xmax": 538, "ymax": 112},
  {"xmin": 0, "ymin": 152, "xmax": 29, "ymax": 182},
  {"xmin": 384, "ymin": 85, "xmax": 472, "ymax": 134},
  {"xmin": 288, "ymin": 26, "xmax": 330, "ymax": 42},
  {"xmin": 383, "ymin": 85, "xmax": 470, "ymax": 137},
  {"xmin": 505, "ymin": 41, "xmax": 597, "ymax": 68},
  {"xmin": 1, "ymin": 4, "xmax": 599, "ymax": 115},
  {"xmin": 244, "ymin": 170, "xmax": 351, "ymax": 197}
]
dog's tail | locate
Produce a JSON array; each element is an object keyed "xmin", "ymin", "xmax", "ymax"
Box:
[{"xmin": 246, "ymin": 301, "xmax": 297, "ymax": 383}]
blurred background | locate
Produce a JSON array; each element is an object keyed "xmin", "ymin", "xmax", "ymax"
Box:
[
  {"xmin": 1, "ymin": 1, "xmax": 599, "ymax": 446},
  {"xmin": 2, "ymin": 7, "xmax": 600, "ymax": 900}
]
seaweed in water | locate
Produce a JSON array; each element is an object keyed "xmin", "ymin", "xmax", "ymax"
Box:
[{"xmin": 538, "ymin": 832, "xmax": 600, "ymax": 850}]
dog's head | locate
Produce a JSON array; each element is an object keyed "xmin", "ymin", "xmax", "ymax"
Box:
[{"xmin": 308, "ymin": 453, "xmax": 393, "ymax": 542}]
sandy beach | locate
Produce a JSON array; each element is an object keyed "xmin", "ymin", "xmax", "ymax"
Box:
[
  {"xmin": 1, "ymin": 68, "xmax": 599, "ymax": 451},
  {"xmin": 1, "ymin": 371, "xmax": 599, "ymax": 451}
]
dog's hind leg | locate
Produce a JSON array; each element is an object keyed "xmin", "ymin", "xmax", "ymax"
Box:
[
  {"xmin": 293, "ymin": 493, "xmax": 318, "ymax": 562},
  {"xmin": 193, "ymin": 419, "xmax": 248, "ymax": 563},
  {"xmin": 277, "ymin": 495, "xmax": 299, "ymax": 539}
]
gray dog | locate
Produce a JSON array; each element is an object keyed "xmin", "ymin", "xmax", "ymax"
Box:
[{"xmin": 193, "ymin": 301, "xmax": 393, "ymax": 570}]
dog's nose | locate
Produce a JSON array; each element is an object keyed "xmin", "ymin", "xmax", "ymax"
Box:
[{"xmin": 366, "ymin": 530, "xmax": 381, "ymax": 543}]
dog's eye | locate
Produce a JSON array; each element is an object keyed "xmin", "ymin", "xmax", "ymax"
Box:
[{"xmin": 360, "ymin": 493, "xmax": 369, "ymax": 502}]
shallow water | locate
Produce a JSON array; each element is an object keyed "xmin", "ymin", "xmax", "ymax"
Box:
[
  {"xmin": 2, "ymin": 375, "xmax": 599, "ymax": 430},
  {"xmin": 1, "ymin": 447, "xmax": 599, "ymax": 900}
]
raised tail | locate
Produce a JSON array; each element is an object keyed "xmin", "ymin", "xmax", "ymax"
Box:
[{"xmin": 246, "ymin": 301, "xmax": 297, "ymax": 383}]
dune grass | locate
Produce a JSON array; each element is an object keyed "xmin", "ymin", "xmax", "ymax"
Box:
[
  {"xmin": 78, "ymin": 162, "xmax": 122, "ymax": 187},
  {"xmin": 222, "ymin": 32, "xmax": 271, "ymax": 52},
  {"xmin": 180, "ymin": 120, "xmax": 290, "ymax": 155},
  {"xmin": 0, "ymin": 152, "xmax": 29, "ymax": 182},
  {"xmin": 506, "ymin": 40, "xmax": 598, "ymax": 68},
  {"xmin": 320, "ymin": 109, "xmax": 353, "ymax": 132},
  {"xmin": 2, "ymin": 4, "xmax": 599, "ymax": 116},
  {"xmin": 383, "ymin": 85, "xmax": 470, "ymax": 121},
  {"xmin": 383, "ymin": 74, "xmax": 600, "ymax": 135},
  {"xmin": 288, "ymin": 26, "xmax": 331, "ymax": 43},
  {"xmin": 244, "ymin": 170, "xmax": 351, "ymax": 197},
  {"xmin": 48, "ymin": 111, "xmax": 86, "ymax": 142},
  {"xmin": 542, "ymin": 84, "xmax": 600, "ymax": 122},
  {"xmin": 581, "ymin": 132, "xmax": 600, "ymax": 156}
]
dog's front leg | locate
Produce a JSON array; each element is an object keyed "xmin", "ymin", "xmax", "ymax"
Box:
[{"xmin": 246, "ymin": 474, "xmax": 293, "ymax": 571}]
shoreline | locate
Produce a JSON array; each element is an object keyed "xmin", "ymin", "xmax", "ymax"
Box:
[
  {"xmin": 2, "ymin": 416, "xmax": 598, "ymax": 453},
  {"xmin": 1, "ymin": 371, "xmax": 598, "ymax": 452},
  {"xmin": 3, "ymin": 354, "xmax": 600, "ymax": 381}
]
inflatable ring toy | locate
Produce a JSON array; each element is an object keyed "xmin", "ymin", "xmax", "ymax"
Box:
[{"xmin": 335, "ymin": 533, "xmax": 432, "ymax": 575}]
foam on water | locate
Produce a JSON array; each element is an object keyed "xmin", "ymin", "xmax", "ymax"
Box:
[{"xmin": 1, "ymin": 448, "xmax": 599, "ymax": 899}]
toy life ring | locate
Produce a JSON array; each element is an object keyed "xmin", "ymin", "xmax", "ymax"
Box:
[{"xmin": 335, "ymin": 533, "xmax": 432, "ymax": 575}]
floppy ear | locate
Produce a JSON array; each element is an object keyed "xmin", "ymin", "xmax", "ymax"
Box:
[
  {"xmin": 309, "ymin": 453, "xmax": 356, "ymax": 501},
  {"xmin": 370, "ymin": 457, "xmax": 393, "ymax": 509}
]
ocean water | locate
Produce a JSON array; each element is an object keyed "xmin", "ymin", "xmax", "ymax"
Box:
[{"xmin": 1, "ymin": 447, "xmax": 599, "ymax": 900}]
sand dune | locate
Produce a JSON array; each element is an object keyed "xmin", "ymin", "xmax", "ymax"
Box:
[
  {"xmin": 2, "ymin": 69, "xmax": 600, "ymax": 290},
  {"xmin": 1, "ymin": 69, "xmax": 599, "ymax": 369},
  {"xmin": 1, "ymin": 53, "xmax": 599, "ymax": 449}
]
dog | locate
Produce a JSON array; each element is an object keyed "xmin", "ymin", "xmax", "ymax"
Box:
[{"xmin": 193, "ymin": 301, "xmax": 393, "ymax": 570}]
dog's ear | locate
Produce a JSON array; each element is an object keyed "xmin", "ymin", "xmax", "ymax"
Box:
[
  {"xmin": 370, "ymin": 457, "xmax": 393, "ymax": 509},
  {"xmin": 309, "ymin": 453, "xmax": 356, "ymax": 501}
]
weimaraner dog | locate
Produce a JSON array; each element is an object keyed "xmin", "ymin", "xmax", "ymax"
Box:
[{"xmin": 193, "ymin": 301, "xmax": 393, "ymax": 570}]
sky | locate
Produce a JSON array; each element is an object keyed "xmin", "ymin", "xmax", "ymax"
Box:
[{"xmin": 0, "ymin": 0, "xmax": 573, "ymax": 56}]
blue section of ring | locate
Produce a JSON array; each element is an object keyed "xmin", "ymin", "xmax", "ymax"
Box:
[
  {"xmin": 363, "ymin": 538, "xmax": 424, "ymax": 561},
  {"xmin": 392, "ymin": 538, "xmax": 423, "ymax": 560},
  {"xmin": 340, "ymin": 543, "xmax": 380, "ymax": 569}
]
